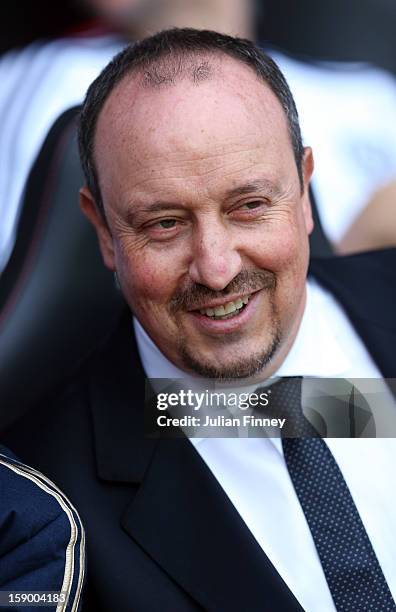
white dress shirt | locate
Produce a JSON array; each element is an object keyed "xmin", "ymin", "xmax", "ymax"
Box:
[{"xmin": 134, "ymin": 279, "xmax": 396, "ymax": 611}]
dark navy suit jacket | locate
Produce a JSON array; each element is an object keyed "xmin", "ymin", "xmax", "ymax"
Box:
[
  {"xmin": 3, "ymin": 250, "xmax": 396, "ymax": 612},
  {"xmin": 0, "ymin": 446, "xmax": 85, "ymax": 611}
]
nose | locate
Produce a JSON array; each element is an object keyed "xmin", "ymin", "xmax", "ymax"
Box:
[{"xmin": 188, "ymin": 219, "xmax": 243, "ymax": 291}]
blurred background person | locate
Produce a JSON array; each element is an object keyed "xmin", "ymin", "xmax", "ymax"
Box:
[{"xmin": 0, "ymin": 0, "xmax": 122, "ymax": 276}]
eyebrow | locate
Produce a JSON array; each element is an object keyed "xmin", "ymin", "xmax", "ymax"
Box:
[{"xmin": 225, "ymin": 178, "xmax": 282, "ymax": 200}]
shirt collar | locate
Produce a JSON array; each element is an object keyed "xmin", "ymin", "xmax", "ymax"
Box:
[{"xmin": 275, "ymin": 279, "xmax": 350, "ymax": 377}]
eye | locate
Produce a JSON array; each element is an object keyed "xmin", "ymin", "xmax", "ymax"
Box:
[
  {"xmin": 230, "ymin": 200, "xmax": 269, "ymax": 217},
  {"xmin": 144, "ymin": 216, "xmax": 186, "ymax": 241},
  {"xmin": 242, "ymin": 201, "xmax": 263, "ymax": 210},
  {"xmin": 158, "ymin": 219, "xmax": 177, "ymax": 229}
]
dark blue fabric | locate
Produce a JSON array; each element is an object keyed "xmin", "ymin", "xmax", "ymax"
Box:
[{"xmin": 0, "ymin": 446, "xmax": 85, "ymax": 611}]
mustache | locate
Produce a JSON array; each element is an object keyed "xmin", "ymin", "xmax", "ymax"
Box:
[{"xmin": 169, "ymin": 270, "xmax": 276, "ymax": 313}]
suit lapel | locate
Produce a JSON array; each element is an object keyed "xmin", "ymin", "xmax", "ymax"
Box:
[
  {"xmin": 121, "ymin": 436, "xmax": 304, "ymax": 611},
  {"xmin": 88, "ymin": 310, "xmax": 304, "ymax": 611}
]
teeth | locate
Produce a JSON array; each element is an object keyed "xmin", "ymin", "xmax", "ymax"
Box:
[
  {"xmin": 200, "ymin": 307, "xmax": 215, "ymax": 315},
  {"xmin": 224, "ymin": 302, "xmax": 237, "ymax": 314},
  {"xmin": 199, "ymin": 295, "xmax": 251, "ymax": 318}
]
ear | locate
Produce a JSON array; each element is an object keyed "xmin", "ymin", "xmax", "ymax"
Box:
[
  {"xmin": 79, "ymin": 187, "xmax": 115, "ymax": 271},
  {"xmin": 300, "ymin": 146, "xmax": 314, "ymax": 235}
]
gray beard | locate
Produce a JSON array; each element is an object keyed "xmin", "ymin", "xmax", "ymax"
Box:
[{"xmin": 180, "ymin": 328, "xmax": 282, "ymax": 381}]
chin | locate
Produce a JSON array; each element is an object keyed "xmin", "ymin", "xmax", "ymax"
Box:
[{"xmin": 180, "ymin": 331, "xmax": 282, "ymax": 381}]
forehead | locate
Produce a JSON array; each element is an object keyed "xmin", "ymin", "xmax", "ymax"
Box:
[{"xmin": 94, "ymin": 55, "xmax": 294, "ymax": 197}]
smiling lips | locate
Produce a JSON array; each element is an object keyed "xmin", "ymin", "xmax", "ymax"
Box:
[{"xmin": 198, "ymin": 295, "xmax": 251, "ymax": 320}]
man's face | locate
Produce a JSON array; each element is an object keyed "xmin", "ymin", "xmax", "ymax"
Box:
[{"xmin": 83, "ymin": 57, "xmax": 314, "ymax": 380}]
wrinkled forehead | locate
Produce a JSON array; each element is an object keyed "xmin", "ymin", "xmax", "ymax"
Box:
[{"xmin": 94, "ymin": 54, "xmax": 292, "ymax": 182}]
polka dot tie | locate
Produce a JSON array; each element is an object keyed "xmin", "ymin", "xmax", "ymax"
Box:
[{"xmin": 269, "ymin": 377, "xmax": 396, "ymax": 611}]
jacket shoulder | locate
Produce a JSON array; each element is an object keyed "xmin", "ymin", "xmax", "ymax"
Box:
[
  {"xmin": 309, "ymin": 249, "xmax": 396, "ymax": 328},
  {"xmin": 310, "ymin": 248, "xmax": 396, "ymax": 284}
]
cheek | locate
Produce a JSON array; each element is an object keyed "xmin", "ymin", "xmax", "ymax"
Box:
[
  {"xmin": 250, "ymin": 224, "xmax": 308, "ymax": 274},
  {"xmin": 271, "ymin": 231, "xmax": 309, "ymax": 312},
  {"xmin": 114, "ymin": 243, "xmax": 180, "ymax": 307}
]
